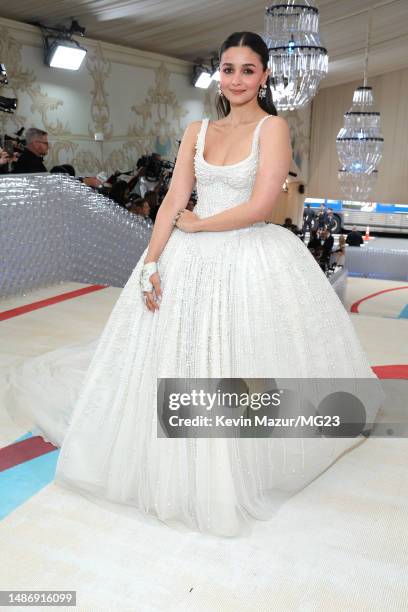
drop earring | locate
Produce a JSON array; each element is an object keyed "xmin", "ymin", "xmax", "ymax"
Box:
[
  {"xmin": 258, "ymin": 84, "xmax": 267, "ymax": 99},
  {"xmin": 217, "ymin": 83, "xmax": 224, "ymax": 97}
]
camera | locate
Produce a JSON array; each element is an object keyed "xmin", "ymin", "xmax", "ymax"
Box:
[
  {"xmin": 2, "ymin": 129, "xmax": 25, "ymax": 155},
  {"xmin": 0, "ymin": 64, "xmax": 18, "ymax": 114},
  {"xmin": 136, "ymin": 153, "xmax": 173, "ymax": 182}
]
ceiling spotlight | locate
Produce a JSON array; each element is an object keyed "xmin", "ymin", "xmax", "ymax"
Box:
[
  {"xmin": 44, "ymin": 37, "xmax": 87, "ymax": 70},
  {"xmin": 193, "ymin": 66, "xmax": 212, "ymax": 89},
  {"xmin": 33, "ymin": 19, "xmax": 87, "ymax": 71}
]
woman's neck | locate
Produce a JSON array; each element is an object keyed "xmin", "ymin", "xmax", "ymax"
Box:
[{"xmin": 224, "ymin": 99, "xmax": 266, "ymax": 127}]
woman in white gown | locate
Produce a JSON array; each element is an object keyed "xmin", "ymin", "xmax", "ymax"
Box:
[{"xmin": 5, "ymin": 32, "xmax": 383, "ymax": 537}]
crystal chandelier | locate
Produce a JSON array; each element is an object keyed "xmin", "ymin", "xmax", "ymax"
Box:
[
  {"xmin": 336, "ymin": 12, "xmax": 383, "ymax": 200},
  {"xmin": 264, "ymin": 1, "xmax": 328, "ymax": 111},
  {"xmin": 338, "ymin": 168, "xmax": 378, "ymax": 202},
  {"xmin": 336, "ymin": 87, "xmax": 383, "ymax": 174}
]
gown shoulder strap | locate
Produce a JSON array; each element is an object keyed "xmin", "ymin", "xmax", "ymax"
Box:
[
  {"xmin": 251, "ymin": 114, "xmax": 275, "ymax": 154},
  {"xmin": 195, "ymin": 118, "xmax": 210, "ymax": 155}
]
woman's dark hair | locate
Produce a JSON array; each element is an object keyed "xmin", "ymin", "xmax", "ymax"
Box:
[
  {"xmin": 216, "ymin": 31, "xmax": 277, "ymax": 118},
  {"xmin": 61, "ymin": 164, "xmax": 76, "ymax": 176},
  {"xmin": 109, "ymin": 180, "xmax": 129, "ymax": 207},
  {"xmin": 50, "ymin": 165, "xmax": 70, "ymax": 174}
]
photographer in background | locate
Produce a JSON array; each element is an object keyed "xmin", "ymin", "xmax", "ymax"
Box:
[
  {"xmin": 0, "ymin": 140, "xmax": 19, "ymax": 173},
  {"xmin": 12, "ymin": 127, "xmax": 49, "ymax": 174},
  {"xmin": 0, "ymin": 148, "xmax": 12, "ymax": 173}
]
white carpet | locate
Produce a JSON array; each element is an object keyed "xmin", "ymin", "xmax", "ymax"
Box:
[
  {"xmin": 1, "ymin": 436, "xmax": 407, "ymax": 611},
  {"xmin": 1, "ymin": 279, "xmax": 407, "ymax": 610}
]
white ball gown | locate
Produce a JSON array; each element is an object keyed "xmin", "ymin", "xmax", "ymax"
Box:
[{"xmin": 4, "ymin": 115, "xmax": 383, "ymax": 537}]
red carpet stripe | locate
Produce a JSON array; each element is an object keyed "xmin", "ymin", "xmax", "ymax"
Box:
[
  {"xmin": 350, "ymin": 285, "xmax": 408, "ymax": 314},
  {"xmin": 371, "ymin": 364, "xmax": 408, "ymax": 379},
  {"xmin": 0, "ymin": 285, "xmax": 108, "ymax": 321},
  {"xmin": 0, "ymin": 436, "xmax": 57, "ymax": 472}
]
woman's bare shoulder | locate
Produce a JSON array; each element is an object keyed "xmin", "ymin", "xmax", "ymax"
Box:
[
  {"xmin": 188, "ymin": 120, "xmax": 203, "ymax": 129},
  {"xmin": 260, "ymin": 115, "xmax": 290, "ymax": 139},
  {"xmin": 182, "ymin": 120, "xmax": 203, "ymax": 141},
  {"xmin": 263, "ymin": 115, "xmax": 289, "ymax": 129},
  {"xmin": 186, "ymin": 120, "xmax": 205, "ymax": 130},
  {"xmin": 260, "ymin": 115, "xmax": 292, "ymax": 152}
]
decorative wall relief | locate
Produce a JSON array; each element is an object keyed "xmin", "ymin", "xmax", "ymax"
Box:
[
  {"xmin": 46, "ymin": 141, "xmax": 77, "ymax": 170},
  {"xmin": 29, "ymin": 88, "xmax": 70, "ymax": 137},
  {"xmin": 0, "ymin": 27, "xmax": 71, "ymax": 138},
  {"xmin": 86, "ymin": 42, "xmax": 113, "ymax": 139},
  {"xmin": 129, "ymin": 62, "xmax": 188, "ymax": 160},
  {"xmin": 70, "ymin": 149, "xmax": 104, "ymax": 175},
  {"xmin": 0, "ymin": 18, "xmax": 203, "ymax": 177},
  {"xmin": 0, "ymin": 27, "xmax": 37, "ymax": 132}
]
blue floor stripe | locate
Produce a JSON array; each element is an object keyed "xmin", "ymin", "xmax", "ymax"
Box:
[
  {"xmin": 12, "ymin": 431, "xmax": 34, "ymax": 444},
  {"xmin": 397, "ymin": 304, "xmax": 408, "ymax": 319},
  {"xmin": 0, "ymin": 449, "xmax": 59, "ymax": 520}
]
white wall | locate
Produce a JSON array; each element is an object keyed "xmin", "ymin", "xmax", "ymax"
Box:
[{"xmin": 0, "ymin": 17, "xmax": 205, "ymax": 175}]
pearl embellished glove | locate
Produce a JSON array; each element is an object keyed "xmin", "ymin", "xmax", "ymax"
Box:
[{"xmin": 140, "ymin": 261, "xmax": 158, "ymax": 293}]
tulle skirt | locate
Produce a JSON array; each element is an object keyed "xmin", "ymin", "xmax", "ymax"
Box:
[{"xmin": 3, "ymin": 223, "xmax": 384, "ymax": 536}]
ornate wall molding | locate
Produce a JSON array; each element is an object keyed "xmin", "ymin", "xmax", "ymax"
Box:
[
  {"xmin": 87, "ymin": 42, "xmax": 113, "ymax": 139},
  {"xmin": 129, "ymin": 62, "xmax": 188, "ymax": 159},
  {"xmin": 0, "ymin": 17, "xmax": 202, "ymax": 175},
  {"xmin": 0, "ymin": 25, "xmax": 68, "ymax": 136}
]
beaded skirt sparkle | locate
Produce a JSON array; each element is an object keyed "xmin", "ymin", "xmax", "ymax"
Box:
[{"xmin": 4, "ymin": 116, "xmax": 382, "ymax": 536}]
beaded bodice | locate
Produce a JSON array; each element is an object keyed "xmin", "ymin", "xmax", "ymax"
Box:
[{"xmin": 193, "ymin": 115, "xmax": 273, "ymax": 220}]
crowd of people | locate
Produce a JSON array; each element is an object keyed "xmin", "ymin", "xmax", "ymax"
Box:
[
  {"xmin": 302, "ymin": 202, "xmax": 339, "ymax": 234},
  {"xmin": 280, "ymin": 204, "xmax": 365, "ymax": 273},
  {"xmin": 0, "ymin": 127, "xmax": 185, "ymax": 226},
  {"xmin": 2, "ymin": 127, "xmax": 366, "ymax": 250}
]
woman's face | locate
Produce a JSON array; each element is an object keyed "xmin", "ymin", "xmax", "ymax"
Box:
[{"xmin": 219, "ymin": 46, "xmax": 269, "ymax": 106}]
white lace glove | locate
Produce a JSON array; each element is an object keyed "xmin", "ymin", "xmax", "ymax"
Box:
[{"xmin": 140, "ymin": 261, "xmax": 158, "ymax": 294}]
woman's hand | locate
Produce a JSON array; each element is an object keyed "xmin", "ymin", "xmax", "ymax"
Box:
[
  {"xmin": 143, "ymin": 271, "xmax": 162, "ymax": 312},
  {"xmin": 175, "ymin": 209, "xmax": 201, "ymax": 233}
]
